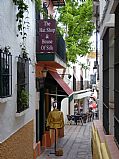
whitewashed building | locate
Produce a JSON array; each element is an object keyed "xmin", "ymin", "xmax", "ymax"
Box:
[{"xmin": 0, "ymin": 1, "xmax": 36, "ymax": 158}]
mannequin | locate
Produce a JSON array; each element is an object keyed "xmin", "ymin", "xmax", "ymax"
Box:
[
  {"xmin": 46, "ymin": 104, "xmax": 64, "ymax": 129},
  {"xmin": 46, "ymin": 104, "xmax": 64, "ymax": 156}
]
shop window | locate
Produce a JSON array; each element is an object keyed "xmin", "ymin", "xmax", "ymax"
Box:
[
  {"xmin": 0, "ymin": 47, "xmax": 12, "ymax": 98},
  {"xmin": 17, "ymin": 57, "xmax": 29, "ymax": 113}
]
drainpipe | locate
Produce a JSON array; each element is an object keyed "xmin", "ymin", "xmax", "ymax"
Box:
[
  {"xmin": 73, "ymin": 66, "xmax": 76, "ymax": 91},
  {"xmin": 80, "ymin": 65, "xmax": 83, "ymax": 90}
]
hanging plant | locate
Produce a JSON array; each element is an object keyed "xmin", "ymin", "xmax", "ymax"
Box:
[
  {"xmin": 13, "ymin": 0, "xmax": 54, "ymax": 58},
  {"xmin": 13, "ymin": 0, "xmax": 30, "ymax": 58}
]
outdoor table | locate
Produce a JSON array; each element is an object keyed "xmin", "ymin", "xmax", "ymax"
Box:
[{"xmin": 71, "ymin": 114, "xmax": 83, "ymax": 125}]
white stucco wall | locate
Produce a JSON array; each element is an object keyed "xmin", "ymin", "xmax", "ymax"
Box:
[
  {"xmin": 61, "ymin": 96, "xmax": 75, "ymax": 124},
  {"xmin": 99, "ymin": 0, "xmax": 116, "ymax": 124},
  {"xmin": 61, "ymin": 98, "xmax": 69, "ymax": 124},
  {"xmin": 100, "ymin": 0, "xmax": 115, "ymax": 39},
  {"xmin": 0, "ymin": 0, "xmax": 36, "ymax": 142}
]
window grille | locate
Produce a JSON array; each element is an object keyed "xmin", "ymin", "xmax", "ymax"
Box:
[
  {"xmin": 0, "ymin": 47, "xmax": 12, "ymax": 98},
  {"xmin": 17, "ymin": 57, "xmax": 29, "ymax": 113}
]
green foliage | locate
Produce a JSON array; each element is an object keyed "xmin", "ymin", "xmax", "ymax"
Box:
[
  {"xmin": 12, "ymin": 0, "xmax": 29, "ymax": 57},
  {"xmin": 35, "ymin": 0, "xmax": 42, "ymax": 11},
  {"xmin": 57, "ymin": 0, "xmax": 95, "ymax": 63},
  {"xmin": 12, "ymin": 0, "xmax": 29, "ymax": 35},
  {"xmin": 19, "ymin": 89, "xmax": 29, "ymax": 108},
  {"xmin": 12, "ymin": 0, "xmax": 50, "ymax": 57}
]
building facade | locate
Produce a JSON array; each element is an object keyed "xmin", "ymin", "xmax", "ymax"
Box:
[
  {"xmin": 0, "ymin": 0, "xmax": 36, "ymax": 159},
  {"xmin": 99, "ymin": 0, "xmax": 119, "ymax": 143},
  {"xmin": 35, "ymin": 0, "xmax": 74, "ymax": 158},
  {"xmin": 93, "ymin": 0, "xmax": 119, "ymax": 156}
]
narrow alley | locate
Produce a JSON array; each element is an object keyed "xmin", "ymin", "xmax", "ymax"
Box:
[
  {"xmin": 38, "ymin": 122, "xmax": 92, "ymax": 159},
  {"xmin": 1, "ymin": 1, "xmax": 119, "ymax": 159}
]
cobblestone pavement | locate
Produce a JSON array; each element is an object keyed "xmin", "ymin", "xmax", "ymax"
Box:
[{"xmin": 37, "ymin": 122, "xmax": 92, "ymax": 159}]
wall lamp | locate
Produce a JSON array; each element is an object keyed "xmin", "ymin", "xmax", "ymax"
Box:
[
  {"xmin": 93, "ymin": 61, "xmax": 97, "ymax": 68},
  {"xmin": 41, "ymin": 67, "xmax": 48, "ymax": 78},
  {"xmin": 93, "ymin": 61, "xmax": 97, "ymax": 73}
]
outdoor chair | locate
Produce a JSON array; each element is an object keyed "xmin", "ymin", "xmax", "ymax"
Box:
[
  {"xmin": 86, "ymin": 112, "xmax": 93, "ymax": 122},
  {"xmin": 66, "ymin": 115, "xmax": 73, "ymax": 125},
  {"xmin": 77, "ymin": 116, "xmax": 83, "ymax": 125},
  {"xmin": 73, "ymin": 114, "xmax": 83, "ymax": 125},
  {"xmin": 82, "ymin": 113, "xmax": 87, "ymax": 123}
]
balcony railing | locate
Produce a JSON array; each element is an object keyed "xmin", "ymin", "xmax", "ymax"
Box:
[{"xmin": 56, "ymin": 33, "xmax": 66, "ymax": 62}]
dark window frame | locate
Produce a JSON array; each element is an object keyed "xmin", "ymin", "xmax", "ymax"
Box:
[
  {"xmin": 0, "ymin": 48, "xmax": 12, "ymax": 98},
  {"xmin": 17, "ymin": 56, "xmax": 29, "ymax": 113}
]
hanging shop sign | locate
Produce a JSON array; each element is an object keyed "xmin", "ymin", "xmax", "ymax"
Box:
[{"xmin": 38, "ymin": 19, "xmax": 57, "ymax": 53}]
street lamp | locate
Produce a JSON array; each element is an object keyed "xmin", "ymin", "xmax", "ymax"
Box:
[
  {"xmin": 93, "ymin": 61, "xmax": 97, "ymax": 72},
  {"xmin": 41, "ymin": 67, "xmax": 48, "ymax": 78},
  {"xmin": 93, "ymin": 62, "xmax": 97, "ymax": 74},
  {"xmin": 36, "ymin": 67, "xmax": 48, "ymax": 90}
]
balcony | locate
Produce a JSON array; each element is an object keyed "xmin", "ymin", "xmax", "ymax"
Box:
[
  {"xmin": 36, "ymin": 52, "xmax": 66, "ymax": 69},
  {"xmin": 36, "ymin": 19, "xmax": 66, "ymax": 69}
]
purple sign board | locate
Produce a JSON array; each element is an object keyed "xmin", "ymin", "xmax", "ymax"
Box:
[{"xmin": 37, "ymin": 19, "xmax": 57, "ymax": 53}]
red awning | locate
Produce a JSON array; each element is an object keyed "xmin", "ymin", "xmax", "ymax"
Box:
[{"xmin": 49, "ymin": 71, "xmax": 73, "ymax": 96}]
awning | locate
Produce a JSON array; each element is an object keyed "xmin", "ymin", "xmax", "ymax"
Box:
[
  {"xmin": 69, "ymin": 89, "xmax": 92, "ymax": 102},
  {"xmin": 74, "ymin": 91, "xmax": 92, "ymax": 99},
  {"xmin": 49, "ymin": 71, "xmax": 73, "ymax": 96}
]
